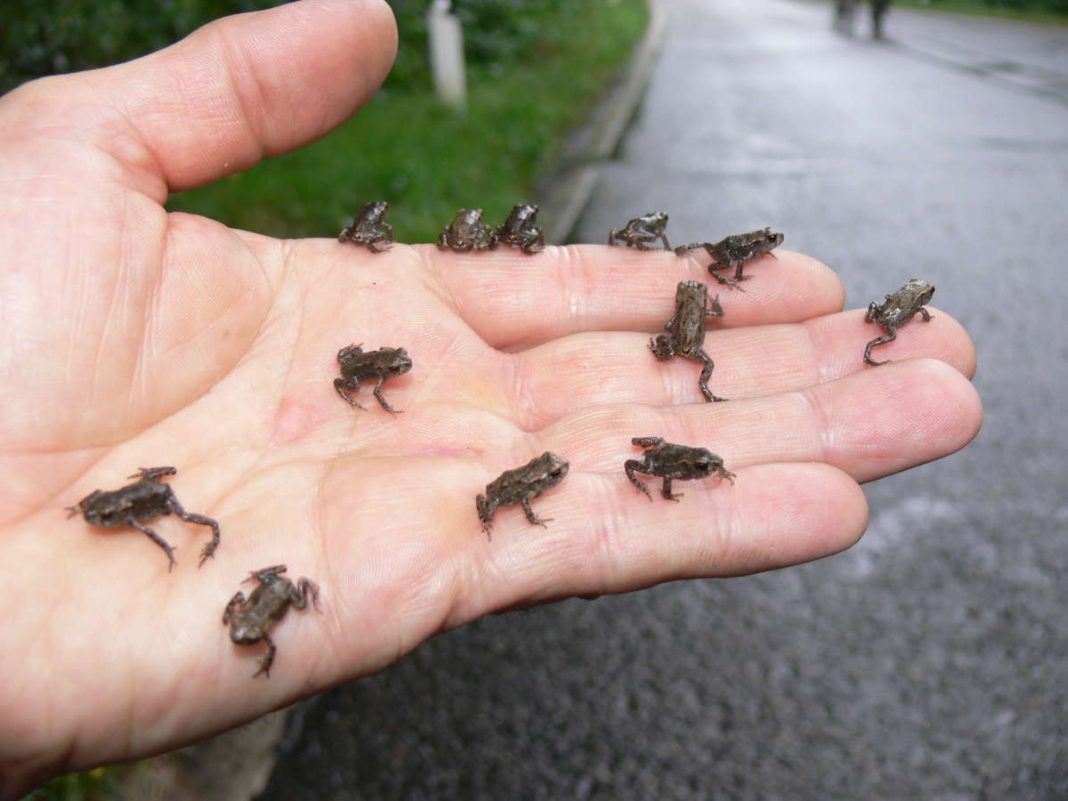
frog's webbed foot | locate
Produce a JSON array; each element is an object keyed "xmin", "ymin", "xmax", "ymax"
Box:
[
  {"xmin": 863, "ymin": 332, "xmax": 896, "ymax": 365},
  {"xmin": 521, "ymin": 499, "xmax": 551, "ymax": 528},
  {"xmin": 130, "ymin": 521, "xmax": 177, "ymax": 572}
]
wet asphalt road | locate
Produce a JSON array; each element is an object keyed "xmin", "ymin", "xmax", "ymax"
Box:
[{"xmin": 260, "ymin": 2, "xmax": 1068, "ymax": 799}]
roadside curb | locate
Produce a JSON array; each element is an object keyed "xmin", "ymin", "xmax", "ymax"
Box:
[{"xmin": 536, "ymin": 0, "xmax": 667, "ymax": 244}]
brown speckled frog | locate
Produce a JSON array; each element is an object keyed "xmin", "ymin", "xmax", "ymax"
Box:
[
  {"xmin": 334, "ymin": 344, "xmax": 413, "ymax": 414},
  {"xmin": 438, "ymin": 208, "xmax": 499, "ymax": 252},
  {"xmin": 649, "ymin": 280, "xmax": 726, "ymax": 403},
  {"xmin": 496, "ymin": 203, "xmax": 545, "ymax": 254},
  {"xmin": 625, "ymin": 437, "xmax": 735, "ymax": 501},
  {"xmin": 338, "ymin": 200, "xmax": 394, "ymax": 252},
  {"xmin": 608, "ymin": 211, "xmax": 671, "ymax": 250},
  {"xmin": 223, "ymin": 565, "xmax": 321, "ymax": 678},
  {"xmin": 675, "ymin": 227, "xmax": 784, "ymax": 287},
  {"xmin": 864, "ymin": 278, "xmax": 935, "ymax": 365},
  {"xmin": 65, "ymin": 466, "xmax": 220, "ymax": 571},
  {"xmin": 476, "ymin": 452, "xmax": 569, "ymax": 538}
]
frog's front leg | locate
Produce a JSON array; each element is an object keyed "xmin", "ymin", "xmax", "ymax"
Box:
[
  {"xmin": 520, "ymin": 498, "xmax": 551, "ymax": 528},
  {"xmin": 649, "ymin": 335, "xmax": 675, "ymax": 362},
  {"xmin": 919, "ymin": 307, "xmax": 932, "ymax": 322},
  {"xmin": 222, "ymin": 591, "xmax": 246, "ymax": 625},
  {"xmin": 129, "ymin": 520, "xmax": 177, "ymax": 571},
  {"xmin": 705, "ymin": 296, "xmax": 724, "ymax": 318},
  {"xmin": 694, "ymin": 349, "xmax": 727, "ymax": 403},
  {"xmin": 657, "ymin": 232, "xmax": 672, "ymax": 251},
  {"xmin": 710, "ymin": 264, "xmax": 745, "ymax": 290},
  {"xmin": 247, "ymin": 565, "xmax": 288, "ymax": 584},
  {"xmin": 864, "ymin": 331, "xmax": 897, "ymax": 366},
  {"xmin": 660, "ymin": 477, "xmax": 683, "ymax": 502},
  {"xmin": 624, "ymin": 460, "xmax": 653, "ymax": 500},
  {"xmin": 253, "ymin": 633, "xmax": 277, "ymax": 678},
  {"xmin": 865, "ymin": 302, "xmax": 882, "ymax": 323},
  {"xmin": 367, "ymin": 235, "xmax": 392, "ymax": 254},
  {"xmin": 292, "ymin": 577, "xmax": 322, "ymax": 613},
  {"xmin": 372, "ymin": 376, "xmax": 403, "ymax": 415},
  {"xmin": 166, "ymin": 493, "xmax": 221, "ymax": 566}
]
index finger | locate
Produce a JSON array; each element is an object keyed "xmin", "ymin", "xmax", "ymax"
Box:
[{"xmin": 423, "ymin": 245, "xmax": 844, "ymax": 350}]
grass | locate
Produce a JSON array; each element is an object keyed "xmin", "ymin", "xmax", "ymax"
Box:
[
  {"xmin": 167, "ymin": 0, "xmax": 650, "ymax": 242},
  {"xmin": 892, "ymin": 0, "xmax": 1068, "ymax": 24}
]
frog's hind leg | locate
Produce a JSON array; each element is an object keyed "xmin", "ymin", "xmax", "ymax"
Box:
[
  {"xmin": 695, "ymin": 350, "xmax": 727, "ymax": 403},
  {"xmin": 334, "ymin": 379, "xmax": 367, "ymax": 410},
  {"xmin": 253, "ymin": 634, "xmax": 277, "ymax": 678},
  {"xmin": 624, "ymin": 460, "xmax": 654, "ymax": 500},
  {"xmin": 167, "ymin": 495, "xmax": 221, "ymax": 566},
  {"xmin": 864, "ymin": 332, "xmax": 896, "ymax": 366},
  {"xmin": 129, "ymin": 521, "xmax": 177, "ymax": 572}
]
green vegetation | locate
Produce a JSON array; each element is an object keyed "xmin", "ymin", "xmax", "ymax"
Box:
[
  {"xmin": 0, "ymin": 0, "xmax": 286, "ymax": 95},
  {"xmin": 169, "ymin": 1, "xmax": 650, "ymax": 240},
  {"xmin": 18, "ymin": 768, "xmax": 111, "ymax": 801},
  {"xmin": 894, "ymin": 0, "xmax": 1068, "ymax": 22}
]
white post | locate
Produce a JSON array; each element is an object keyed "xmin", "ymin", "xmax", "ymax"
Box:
[{"xmin": 427, "ymin": 0, "xmax": 466, "ymax": 110}]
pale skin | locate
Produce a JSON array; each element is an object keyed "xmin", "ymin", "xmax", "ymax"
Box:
[{"xmin": 0, "ymin": 0, "xmax": 982, "ymax": 796}]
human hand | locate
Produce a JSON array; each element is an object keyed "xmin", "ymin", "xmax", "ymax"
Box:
[{"xmin": 0, "ymin": 0, "xmax": 981, "ymax": 795}]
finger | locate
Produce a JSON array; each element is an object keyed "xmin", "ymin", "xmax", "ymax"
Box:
[
  {"xmin": 11, "ymin": 0, "xmax": 397, "ymax": 194},
  {"xmin": 535, "ymin": 358, "xmax": 981, "ymax": 485},
  {"xmin": 510, "ymin": 306, "xmax": 974, "ymax": 427},
  {"xmin": 457, "ymin": 462, "xmax": 868, "ymax": 616},
  {"xmin": 426, "ymin": 245, "xmax": 843, "ymax": 349}
]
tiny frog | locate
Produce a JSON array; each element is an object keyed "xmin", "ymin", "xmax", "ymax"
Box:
[
  {"xmin": 649, "ymin": 280, "xmax": 726, "ymax": 403},
  {"xmin": 338, "ymin": 200, "xmax": 394, "ymax": 252},
  {"xmin": 223, "ymin": 565, "xmax": 321, "ymax": 678},
  {"xmin": 476, "ymin": 452, "xmax": 569, "ymax": 537},
  {"xmin": 675, "ymin": 228, "xmax": 784, "ymax": 287},
  {"xmin": 864, "ymin": 278, "xmax": 935, "ymax": 365},
  {"xmin": 608, "ymin": 212, "xmax": 671, "ymax": 250},
  {"xmin": 65, "ymin": 466, "xmax": 220, "ymax": 571},
  {"xmin": 334, "ymin": 344, "xmax": 413, "ymax": 414},
  {"xmin": 625, "ymin": 437, "xmax": 735, "ymax": 501},
  {"xmin": 496, "ymin": 203, "xmax": 546, "ymax": 254},
  {"xmin": 438, "ymin": 208, "xmax": 499, "ymax": 252}
]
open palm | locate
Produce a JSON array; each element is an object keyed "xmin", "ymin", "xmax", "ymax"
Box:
[{"xmin": 0, "ymin": 0, "xmax": 981, "ymax": 795}]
